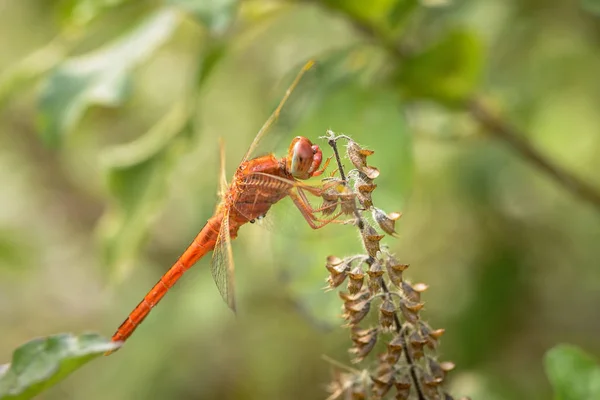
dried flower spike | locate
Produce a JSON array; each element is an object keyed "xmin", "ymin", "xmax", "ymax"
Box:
[{"xmin": 321, "ymin": 133, "xmax": 456, "ymax": 400}]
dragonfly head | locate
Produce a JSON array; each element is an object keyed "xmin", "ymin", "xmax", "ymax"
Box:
[{"xmin": 288, "ymin": 136, "xmax": 324, "ymax": 180}]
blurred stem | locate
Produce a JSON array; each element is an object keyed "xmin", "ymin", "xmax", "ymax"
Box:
[
  {"xmin": 469, "ymin": 97, "xmax": 600, "ymax": 213},
  {"xmin": 317, "ymin": 2, "xmax": 600, "ymax": 213}
]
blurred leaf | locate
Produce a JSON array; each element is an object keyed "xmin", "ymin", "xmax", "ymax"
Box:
[
  {"xmin": 324, "ymin": 0, "xmax": 417, "ymax": 30},
  {"xmin": 0, "ymin": 229, "xmax": 33, "ymax": 273},
  {"xmin": 167, "ymin": 0, "xmax": 239, "ymax": 35},
  {"xmin": 194, "ymin": 41, "xmax": 227, "ymax": 89},
  {"xmin": 98, "ymin": 101, "xmax": 192, "ymax": 281},
  {"xmin": 59, "ymin": 0, "xmax": 131, "ymax": 26},
  {"xmin": 0, "ymin": 333, "xmax": 119, "ymax": 400},
  {"xmin": 581, "ymin": 0, "xmax": 600, "ymax": 16},
  {"xmin": 545, "ymin": 344, "xmax": 600, "ymax": 400},
  {"xmin": 0, "ymin": 36, "xmax": 71, "ymax": 109},
  {"xmin": 397, "ymin": 29, "xmax": 483, "ymax": 106},
  {"xmin": 38, "ymin": 8, "xmax": 180, "ymax": 147}
]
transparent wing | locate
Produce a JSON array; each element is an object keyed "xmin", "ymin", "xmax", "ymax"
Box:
[
  {"xmin": 211, "ymin": 139, "xmax": 236, "ymax": 311},
  {"xmin": 211, "ymin": 208, "xmax": 236, "ymax": 311}
]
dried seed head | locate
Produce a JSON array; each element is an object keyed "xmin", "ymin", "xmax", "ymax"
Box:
[
  {"xmin": 325, "ymin": 256, "xmax": 349, "ymax": 290},
  {"xmin": 327, "ymin": 255, "xmax": 345, "ymax": 267},
  {"xmin": 409, "ymin": 330, "xmax": 428, "ymax": 360},
  {"xmin": 354, "ymin": 181, "xmax": 377, "ymax": 209},
  {"xmin": 371, "ymin": 369, "xmax": 394, "ymax": 398},
  {"xmin": 346, "ymin": 141, "xmax": 373, "ymax": 167},
  {"xmin": 379, "ymin": 298, "xmax": 396, "ymax": 330},
  {"xmin": 386, "ymin": 260, "xmax": 408, "ymax": 287},
  {"xmin": 351, "ymin": 326, "xmax": 377, "ymax": 341},
  {"xmin": 401, "ymin": 282, "xmax": 428, "ymax": 304},
  {"xmin": 421, "ymin": 371, "xmax": 444, "ymax": 399},
  {"xmin": 427, "ymin": 357, "xmax": 447, "ymax": 381},
  {"xmin": 361, "ymin": 224, "xmax": 384, "ymax": 258},
  {"xmin": 326, "ymin": 271, "xmax": 348, "ymax": 290},
  {"xmin": 344, "ymin": 298, "xmax": 372, "ymax": 325},
  {"xmin": 339, "ymin": 192, "xmax": 357, "ymax": 215},
  {"xmin": 372, "ymin": 208, "xmax": 402, "ymax": 236},
  {"xmin": 349, "ymin": 328, "xmax": 377, "ymax": 363},
  {"xmin": 399, "ymin": 300, "xmax": 423, "ymax": 324},
  {"xmin": 393, "ymin": 373, "xmax": 412, "ymax": 400},
  {"xmin": 388, "ymin": 333, "xmax": 404, "ymax": 354},
  {"xmin": 347, "ymin": 267, "xmax": 365, "ymax": 294},
  {"xmin": 383, "ymin": 350, "xmax": 401, "ymax": 365},
  {"xmin": 368, "ymin": 275, "xmax": 383, "ymax": 296}
]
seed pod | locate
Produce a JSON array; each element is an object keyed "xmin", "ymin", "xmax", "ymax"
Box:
[
  {"xmin": 347, "ymin": 266, "xmax": 365, "ymax": 294},
  {"xmin": 388, "ymin": 333, "xmax": 404, "ymax": 357},
  {"xmin": 354, "ymin": 180, "xmax": 377, "ymax": 209},
  {"xmin": 386, "ymin": 260, "xmax": 408, "ymax": 287},
  {"xmin": 361, "ymin": 224, "xmax": 384, "ymax": 258},
  {"xmin": 399, "ymin": 299, "xmax": 423, "ymax": 324},
  {"xmin": 371, "ymin": 369, "xmax": 394, "ymax": 398},
  {"xmin": 372, "ymin": 208, "xmax": 402, "ymax": 236},
  {"xmin": 326, "ymin": 272, "xmax": 347, "ymax": 290},
  {"xmin": 427, "ymin": 356, "xmax": 452, "ymax": 382},
  {"xmin": 349, "ymin": 327, "xmax": 377, "ymax": 363},
  {"xmin": 344, "ymin": 299, "xmax": 371, "ymax": 325},
  {"xmin": 379, "ymin": 298, "xmax": 396, "ymax": 330},
  {"xmin": 409, "ymin": 330, "xmax": 428, "ymax": 360},
  {"xmin": 393, "ymin": 373, "xmax": 411, "ymax": 400},
  {"xmin": 401, "ymin": 281, "xmax": 424, "ymax": 303},
  {"xmin": 339, "ymin": 191, "xmax": 357, "ymax": 215},
  {"xmin": 421, "ymin": 371, "xmax": 443, "ymax": 399},
  {"xmin": 367, "ymin": 261, "xmax": 384, "ymax": 295},
  {"xmin": 346, "ymin": 140, "xmax": 372, "ymax": 169}
]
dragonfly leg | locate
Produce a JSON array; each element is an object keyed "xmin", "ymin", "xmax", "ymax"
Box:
[
  {"xmin": 290, "ymin": 191, "xmax": 343, "ymax": 229},
  {"xmin": 296, "ymin": 186, "xmax": 340, "ymax": 214},
  {"xmin": 294, "ymin": 179, "xmax": 342, "ymax": 197}
]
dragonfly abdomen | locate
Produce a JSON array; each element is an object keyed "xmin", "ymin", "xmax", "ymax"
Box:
[{"xmin": 107, "ymin": 215, "xmax": 223, "ymax": 351}]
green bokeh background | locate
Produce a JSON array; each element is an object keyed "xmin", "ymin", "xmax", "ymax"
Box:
[{"xmin": 1, "ymin": 1, "xmax": 600, "ymax": 399}]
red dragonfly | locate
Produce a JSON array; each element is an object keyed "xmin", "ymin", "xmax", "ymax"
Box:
[{"xmin": 106, "ymin": 61, "xmax": 341, "ymax": 354}]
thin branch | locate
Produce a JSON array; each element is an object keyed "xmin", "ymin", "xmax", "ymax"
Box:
[
  {"xmin": 469, "ymin": 97, "xmax": 600, "ymax": 212},
  {"xmin": 317, "ymin": 2, "xmax": 600, "ymax": 213}
]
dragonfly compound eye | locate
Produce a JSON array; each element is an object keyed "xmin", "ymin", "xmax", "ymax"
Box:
[{"xmin": 289, "ymin": 136, "xmax": 315, "ymax": 179}]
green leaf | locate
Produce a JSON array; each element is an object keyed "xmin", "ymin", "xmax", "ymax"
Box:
[
  {"xmin": 545, "ymin": 344, "xmax": 600, "ymax": 400},
  {"xmin": 581, "ymin": 0, "xmax": 600, "ymax": 16},
  {"xmin": 59, "ymin": 0, "xmax": 130, "ymax": 26},
  {"xmin": 397, "ymin": 29, "xmax": 484, "ymax": 106},
  {"xmin": 167, "ymin": 0, "xmax": 239, "ymax": 35},
  {"xmin": 97, "ymin": 101, "xmax": 192, "ymax": 281},
  {"xmin": 38, "ymin": 8, "xmax": 180, "ymax": 147},
  {"xmin": 324, "ymin": 0, "xmax": 418, "ymax": 31},
  {"xmin": 0, "ymin": 333, "xmax": 119, "ymax": 400}
]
